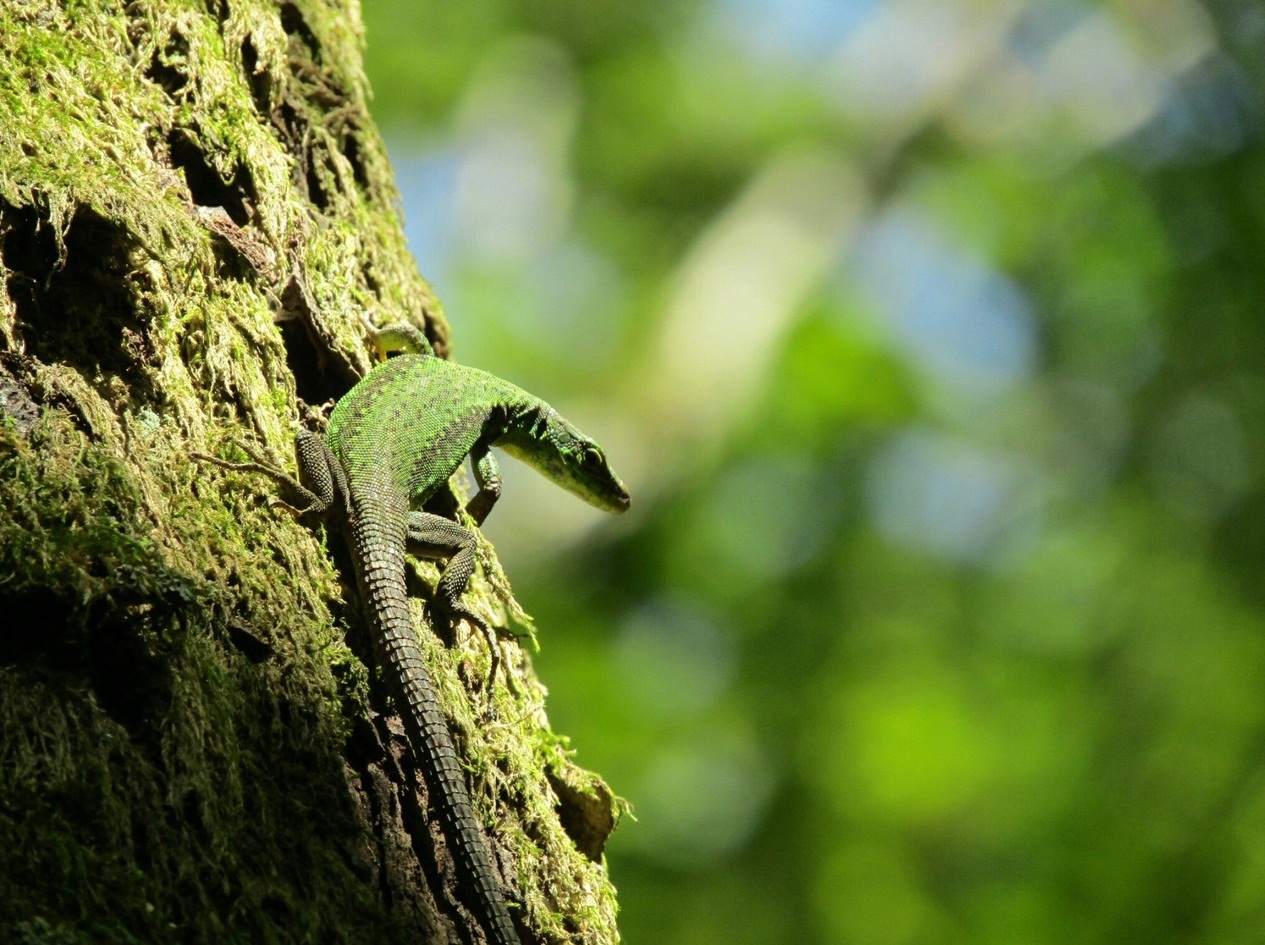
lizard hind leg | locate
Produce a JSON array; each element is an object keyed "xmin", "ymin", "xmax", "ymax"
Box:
[
  {"xmin": 293, "ymin": 429, "xmax": 348, "ymax": 516},
  {"xmin": 192, "ymin": 432, "xmax": 342, "ymax": 519},
  {"xmin": 371, "ymin": 323, "xmax": 433, "ymax": 360},
  {"xmin": 463, "ymin": 442, "xmax": 502, "ymax": 526},
  {"xmin": 406, "ymin": 511, "xmax": 502, "ymax": 688}
]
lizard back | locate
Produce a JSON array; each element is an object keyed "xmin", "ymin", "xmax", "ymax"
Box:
[{"xmin": 326, "ymin": 353, "xmax": 529, "ymax": 505}]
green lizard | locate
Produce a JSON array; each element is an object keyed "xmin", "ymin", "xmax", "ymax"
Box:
[{"xmin": 195, "ymin": 325, "xmax": 629, "ymax": 945}]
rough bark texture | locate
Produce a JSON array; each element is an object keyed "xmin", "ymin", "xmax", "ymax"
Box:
[{"xmin": 0, "ymin": 2, "xmax": 620, "ymax": 943}]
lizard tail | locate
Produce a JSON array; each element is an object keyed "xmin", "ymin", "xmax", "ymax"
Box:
[{"xmin": 350, "ymin": 502, "xmax": 521, "ymax": 945}]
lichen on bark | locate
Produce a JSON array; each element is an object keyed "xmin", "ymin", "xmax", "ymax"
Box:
[{"xmin": 0, "ymin": 2, "xmax": 620, "ymax": 943}]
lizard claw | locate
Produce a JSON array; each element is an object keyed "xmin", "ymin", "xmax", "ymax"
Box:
[
  {"xmin": 432, "ymin": 601, "xmax": 501, "ymax": 692},
  {"xmin": 266, "ymin": 496, "xmax": 306, "ymax": 519}
]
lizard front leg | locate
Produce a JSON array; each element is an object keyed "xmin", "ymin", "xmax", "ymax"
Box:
[
  {"xmin": 406, "ymin": 511, "xmax": 501, "ymax": 686},
  {"xmin": 464, "ymin": 442, "xmax": 502, "ymax": 527}
]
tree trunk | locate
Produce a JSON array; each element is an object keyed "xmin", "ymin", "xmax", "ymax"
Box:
[{"xmin": 0, "ymin": 2, "xmax": 620, "ymax": 943}]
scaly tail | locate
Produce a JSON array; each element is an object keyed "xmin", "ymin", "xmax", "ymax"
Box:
[{"xmin": 349, "ymin": 493, "xmax": 521, "ymax": 945}]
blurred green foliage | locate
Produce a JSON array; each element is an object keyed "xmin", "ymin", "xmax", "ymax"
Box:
[{"xmin": 362, "ymin": 0, "xmax": 1265, "ymax": 941}]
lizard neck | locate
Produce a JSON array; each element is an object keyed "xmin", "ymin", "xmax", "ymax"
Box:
[{"xmin": 496, "ymin": 402, "xmax": 557, "ymax": 464}]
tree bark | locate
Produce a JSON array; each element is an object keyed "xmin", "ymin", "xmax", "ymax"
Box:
[{"xmin": 0, "ymin": 2, "xmax": 620, "ymax": 943}]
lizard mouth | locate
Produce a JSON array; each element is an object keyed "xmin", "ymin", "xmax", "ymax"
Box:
[{"xmin": 613, "ymin": 488, "xmax": 631, "ymax": 512}]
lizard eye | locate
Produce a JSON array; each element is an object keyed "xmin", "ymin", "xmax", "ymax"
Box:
[{"xmin": 581, "ymin": 447, "xmax": 603, "ymax": 470}]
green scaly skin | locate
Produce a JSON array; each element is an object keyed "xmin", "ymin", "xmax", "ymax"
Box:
[{"xmin": 197, "ymin": 326, "xmax": 629, "ymax": 945}]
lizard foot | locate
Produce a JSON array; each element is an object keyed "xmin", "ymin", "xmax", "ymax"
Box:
[{"xmin": 431, "ymin": 601, "xmax": 502, "ymax": 693}]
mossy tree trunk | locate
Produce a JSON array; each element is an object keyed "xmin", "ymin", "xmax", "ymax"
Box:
[{"xmin": 0, "ymin": 2, "xmax": 619, "ymax": 943}]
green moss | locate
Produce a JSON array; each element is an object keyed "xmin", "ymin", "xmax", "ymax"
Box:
[
  {"xmin": 0, "ymin": 414, "xmax": 406, "ymax": 943},
  {"xmin": 0, "ymin": 0, "xmax": 619, "ymax": 941}
]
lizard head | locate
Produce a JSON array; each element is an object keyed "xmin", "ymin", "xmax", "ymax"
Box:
[{"xmin": 500, "ymin": 408, "xmax": 631, "ymax": 513}]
